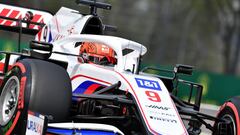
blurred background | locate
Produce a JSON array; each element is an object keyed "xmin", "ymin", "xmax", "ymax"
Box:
[{"xmin": 1, "ymin": 0, "xmax": 240, "ymax": 105}]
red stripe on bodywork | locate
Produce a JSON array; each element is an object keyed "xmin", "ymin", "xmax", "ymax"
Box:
[
  {"xmin": 29, "ymin": 14, "xmax": 42, "ymax": 29},
  {"xmin": 0, "ymin": 62, "xmax": 13, "ymax": 72},
  {"xmin": 0, "ymin": 62, "xmax": 5, "ymax": 72},
  {"xmin": 55, "ymin": 17, "xmax": 60, "ymax": 32},
  {"xmin": 0, "ymin": 8, "xmax": 11, "ymax": 24},
  {"xmin": 71, "ymin": 74, "xmax": 111, "ymax": 85},
  {"xmin": 37, "ymin": 29, "xmax": 43, "ymax": 41},
  {"xmin": 31, "ymin": 14, "xmax": 42, "ymax": 22},
  {"xmin": 4, "ymin": 10, "xmax": 20, "ymax": 26},
  {"xmin": 84, "ymin": 84, "xmax": 101, "ymax": 94}
]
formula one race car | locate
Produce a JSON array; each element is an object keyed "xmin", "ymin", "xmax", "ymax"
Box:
[{"xmin": 0, "ymin": 1, "xmax": 239, "ymax": 135}]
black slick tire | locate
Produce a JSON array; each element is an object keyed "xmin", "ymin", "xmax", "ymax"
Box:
[{"xmin": 0, "ymin": 59, "xmax": 72, "ymax": 134}]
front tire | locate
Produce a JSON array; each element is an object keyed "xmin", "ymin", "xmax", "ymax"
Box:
[
  {"xmin": 214, "ymin": 96, "xmax": 240, "ymax": 135},
  {"xmin": 0, "ymin": 59, "xmax": 72, "ymax": 134}
]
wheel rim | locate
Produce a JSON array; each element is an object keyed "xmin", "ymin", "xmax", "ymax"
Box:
[
  {"xmin": 0, "ymin": 76, "xmax": 20, "ymax": 126},
  {"xmin": 222, "ymin": 114, "xmax": 236, "ymax": 135}
]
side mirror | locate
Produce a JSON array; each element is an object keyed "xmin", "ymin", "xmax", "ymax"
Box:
[{"xmin": 174, "ymin": 64, "xmax": 194, "ymax": 75}]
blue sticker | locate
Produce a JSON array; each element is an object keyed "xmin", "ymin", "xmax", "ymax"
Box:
[{"xmin": 135, "ymin": 78, "xmax": 161, "ymax": 90}]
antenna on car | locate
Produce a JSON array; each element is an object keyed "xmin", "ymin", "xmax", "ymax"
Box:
[
  {"xmin": 76, "ymin": 0, "xmax": 111, "ymax": 16},
  {"xmin": 76, "ymin": 0, "xmax": 117, "ymax": 33}
]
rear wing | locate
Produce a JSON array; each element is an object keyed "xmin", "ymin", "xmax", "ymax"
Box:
[{"xmin": 0, "ymin": 3, "xmax": 53, "ymax": 35}]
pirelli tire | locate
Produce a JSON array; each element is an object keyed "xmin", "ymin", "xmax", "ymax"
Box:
[
  {"xmin": 0, "ymin": 59, "xmax": 72, "ymax": 135},
  {"xmin": 213, "ymin": 96, "xmax": 240, "ymax": 135}
]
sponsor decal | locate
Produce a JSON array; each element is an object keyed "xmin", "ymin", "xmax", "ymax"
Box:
[
  {"xmin": 18, "ymin": 77, "xmax": 26, "ymax": 110},
  {"xmin": 27, "ymin": 120, "xmax": 43, "ymax": 134},
  {"xmin": 18, "ymin": 93, "xmax": 23, "ymax": 109},
  {"xmin": 150, "ymin": 116, "xmax": 177, "ymax": 123},
  {"xmin": 26, "ymin": 112, "xmax": 45, "ymax": 135},
  {"xmin": 145, "ymin": 105, "xmax": 170, "ymax": 111},
  {"xmin": 67, "ymin": 26, "xmax": 75, "ymax": 35},
  {"xmin": 135, "ymin": 78, "xmax": 161, "ymax": 90},
  {"xmin": 53, "ymin": 34, "xmax": 65, "ymax": 42},
  {"xmin": 149, "ymin": 111, "xmax": 176, "ymax": 117},
  {"xmin": 145, "ymin": 91, "xmax": 161, "ymax": 102}
]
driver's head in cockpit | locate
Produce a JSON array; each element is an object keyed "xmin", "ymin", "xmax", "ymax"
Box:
[{"xmin": 78, "ymin": 42, "xmax": 117, "ymax": 65}]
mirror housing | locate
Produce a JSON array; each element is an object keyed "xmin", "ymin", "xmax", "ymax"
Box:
[{"xmin": 174, "ymin": 64, "xmax": 194, "ymax": 75}]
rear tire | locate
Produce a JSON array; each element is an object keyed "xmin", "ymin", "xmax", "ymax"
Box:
[
  {"xmin": 0, "ymin": 59, "xmax": 72, "ymax": 134},
  {"xmin": 213, "ymin": 96, "xmax": 240, "ymax": 135}
]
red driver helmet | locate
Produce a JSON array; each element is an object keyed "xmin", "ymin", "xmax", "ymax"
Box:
[{"xmin": 79, "ymin": 42, "xmax": 117, "ymax": 65}]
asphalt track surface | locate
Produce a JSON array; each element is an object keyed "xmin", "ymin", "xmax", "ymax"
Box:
[{"xmin": 199, "ymin": 104, "xmax": 219, "ymax": 135}]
